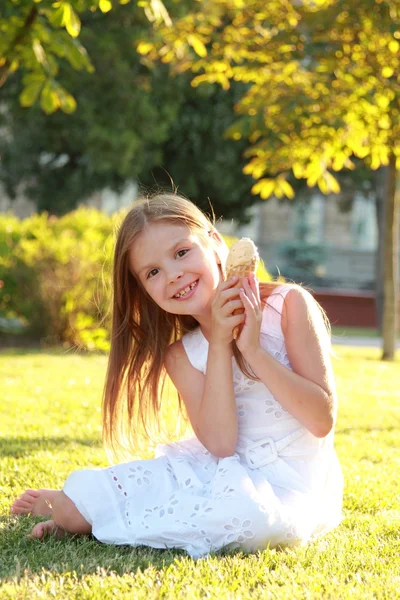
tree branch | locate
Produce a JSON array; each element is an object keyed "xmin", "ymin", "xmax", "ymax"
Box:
[{"xmin": 0, "ymin": 5, "xmax": 38, "ymax": 88}]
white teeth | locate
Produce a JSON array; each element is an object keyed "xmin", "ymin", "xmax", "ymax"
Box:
[{"xmin": 174, "ymin": 281, "xmax": 197, "ymax": 298}]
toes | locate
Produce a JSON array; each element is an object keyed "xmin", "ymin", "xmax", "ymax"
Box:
[
  {"xmin": 13, "ymin": 499, "xmax": 32, "ymax": 507},
  {"xmin": 28, "ymin": 523, "xmax": 45, "ymax": 540},
  {"xmin": 28, "ymin": 520, "xmax": 56, "ymax": 540},
  {"xmin": 11, "ymin": 504, "xmax": 31, "ymax": 514},
  {"xmin": 12, "ymin": 491, "xmax": 39, "ymax": 505},
  {"xmin": 11, "ymin": 495, "xmax": 37, "ymax": 514},
  {"xmin": 22, "ymin": 492, "xmax": 37, "ymax": 502},
  {"xmin": 11, "ymin": 499, "xmax": 33, "ymax": 512}
]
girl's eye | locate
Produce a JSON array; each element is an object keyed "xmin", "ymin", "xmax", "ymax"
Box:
[
  {"xmin": 147, "ymin": 268, "xmax": 159, "ymax": 279},
  {"xmin": 176, "ymin": 249, "xmax": 189, "ymax": 258},
  {"xmin": 146, "ymin": 248, "xmax": 189, "ymax": 279}
]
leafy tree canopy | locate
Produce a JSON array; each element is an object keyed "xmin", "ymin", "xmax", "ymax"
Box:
[
  {"xmin": 0, "ymin": 3, "xmax": 258, "ymax": 221},
  {"xmin": 0, "ymin": 4, "xmax": 181, "ymax": 213},
  {"xmin": 140, "ymin": 0, "xmax": 400, "ymax": 198},
  {"xmin": 0, "ymin": 0, "xmax": 170, "ymax": 112}
]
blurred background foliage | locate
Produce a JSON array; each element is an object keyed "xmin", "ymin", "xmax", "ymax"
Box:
[
  {"xmin": 0, "ymin": 2, "xmax": 263, "ymax": 223},
  {"xmin": 0, "ymin": 0, "xmax": 399, "ymax": 358},
  {"xmin": 0, "ymin": 208, "xmax": 115, "ymax": 349},
  {"xmin": 0, "ymin": 208, "xmax": 271, "ymax": 350}
]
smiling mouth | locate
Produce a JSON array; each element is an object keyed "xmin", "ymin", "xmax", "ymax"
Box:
[{"xmin": 173, "ymin": 280, "xmax": 199, "ymax": 299}]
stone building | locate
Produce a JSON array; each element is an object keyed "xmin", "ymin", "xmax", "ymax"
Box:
[{"xmin": 218, "ymin": 191, "xmax": 381, "ymax": 291}]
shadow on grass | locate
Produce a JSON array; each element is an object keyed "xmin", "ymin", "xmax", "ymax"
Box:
[
  {"xmin": 0, "ymin": 516, "xmax": 261, "ymax": 580},
  {"xmin": 0, "ymin": 517, "xmax": 186, "ymax": 578},
  {"xmin": 0, "ymin": 437, "xmax": 101, "ymax": 458}
]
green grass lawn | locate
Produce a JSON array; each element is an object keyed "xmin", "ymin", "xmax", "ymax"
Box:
[
  {"xmin": 0, "ymin": 346, "xmax": 399, "ymax": 599},
  {"xmin": 331, "ymin": 326, "xmax": 400, "ymax": 340},
  {"xmin": 331, "ymin": 326, "xmax": 381, "ymax": 338}
]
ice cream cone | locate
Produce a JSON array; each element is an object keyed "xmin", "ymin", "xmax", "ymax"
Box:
[{"xmin": 225, "ymin": 238, "xmax": 259, "ymax": 340}]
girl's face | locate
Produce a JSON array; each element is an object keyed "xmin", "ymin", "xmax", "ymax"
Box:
[{"xmin": 129, "ymin": 221, "xmax": 223, "ymax": 317}]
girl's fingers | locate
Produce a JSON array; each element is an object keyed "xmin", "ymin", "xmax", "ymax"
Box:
[
  {"xmin": 240, "ymin": 288, "xmax": 254, "ymax": 311},
  {"xmin": 228, "ymin": 313, "xmax": 246, "ymax": 327},
  {"xmin": 221, "ymin": 298, "xmax": 244, "ymax": 316},
  {"xmin": 250, "ymin": 273, "xmax": 261, "ymax": 305},
  {"xmin": 214, "ymin": 279, "xmax": 241, "ymax": 308},
  {"xmin": 241, "ymin": 277, "xmax": 257, "ymax": 308},
  {"xmin": 220, "ymin": 276, "xmax": 239, "ymax": 290}
]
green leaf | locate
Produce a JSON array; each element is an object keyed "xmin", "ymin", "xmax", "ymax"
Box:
[
  {"xmin": 252, "ymin": 178, "xmax": 275, "ymax": 199},
  {"xmin": 63, "ymin": 3, "xmax": 81, "ymax": 38},
  {"xmin": 62, "ymin": 36, "xmax": 94, "ymax": 72},
  {"xmin": 58, "ymin": 86, "xmax": 77, "ymax": 113},
  {"xmin": 99, "ymin": 0, "xmax": 112, "ymax": 13},
  {"xmin": 19, "ymin": 81, "xmax": 43, "ymax": 107},
  {"xmin": 388, "ymin": 40, "xmax": 399, "ymax": 54},
  {"xmin": 137, "ymin": 41, "xmax": 153, "ymax": 55},
  {"xmin": 47, "ymin": 4, "xmax": 65, "ymax": 28},
  {"xmin": 279, "ymin": 179, "xmax": 295, "ymax": 199},
  {"xmin": 40, "ymin": 82, "xmax": 60, "ymax": 114},
  {"xmin": 187, "ymin": 34, "xmax": 207, "ymax": 58},
  {"xmin": 32, "ymin": 39, "xmax": 46, "ymax": 65},
  {"xmin": 381, "ymin": 66, "xmax": 394, "ymax": 78}
]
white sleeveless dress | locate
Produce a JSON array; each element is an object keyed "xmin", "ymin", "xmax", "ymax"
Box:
[{"xmin": 63, "ymin": 285, "xmax": 344, "ymax": 559}]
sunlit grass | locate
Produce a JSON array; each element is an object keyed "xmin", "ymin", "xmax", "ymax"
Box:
[{"xmin": 0, "ymin": 346, "xmax": 399, "ymax": 599}]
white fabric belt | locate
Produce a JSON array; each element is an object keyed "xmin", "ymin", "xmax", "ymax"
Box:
[{"xmin": 236, "ymin": 428, "xmax": 309, "ymax": 469}]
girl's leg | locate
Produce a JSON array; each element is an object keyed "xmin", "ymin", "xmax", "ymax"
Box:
[
  {"xmin": 29, "ymin": 491, "xmax": 92, "ymax": 539},
  {"xmin": 51, "ymin": 490, "xmax": 92, "ymax": 534}
]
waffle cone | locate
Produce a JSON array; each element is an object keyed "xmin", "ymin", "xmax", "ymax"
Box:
[
  {"xmin": 226, "ymin": 258, "xmax": 258, "ymax": 281},
  {"xmin": 226, "ymin": 259, "xmax": 258, "ymax": 340}
]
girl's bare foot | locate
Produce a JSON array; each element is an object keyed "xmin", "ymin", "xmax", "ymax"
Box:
[
  {"xmin": 11, "ymin": 489, "xmax": 59, "ymax": 517},
  {"xmin": 28, "ymin": 519, "xmax": 66, "ymax": 540}
]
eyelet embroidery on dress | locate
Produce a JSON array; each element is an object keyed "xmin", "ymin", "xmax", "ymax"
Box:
[
  {"xmin": 166, "ymin": 463, "xmax": 178, "ymax": 482},
  {"xmin": 140, "ymin": 495, "xmax": 181, "ymax": 529},
  {"xmin": 175, "ymin": 501, "xmax": 214, "ymax": 544},
  {"xmin": 188, "ymin": 500, "xmax": 214, "ymax": 519},
  {"xmin": 233, "ymin": 370, "xmax": 257, "ymax": 394},
  {"xmin": 125, "ymin": 500, "xmax": 134, "ymax": 528},
  {"xmin": 224, "ymin": 518, "xmax": 255, "ymax": 544},
  {"xmin": 217, "ymin": 467, "xmax": 229, "ymax": 477},
  {"xmin": 271, "ymin": 350, "xmax": 291, "ymax": 369},
  {"xmin": 237, "ymin": 404, "xmax": 246, "ymax": 417},
  {"xmin": 214, "ymin": 485, "xmax": 236, "ymax": 501},
  {"xmin": 264, "ymin": 397, "xmax": 288, "ymax": 419},
  {"xmin": 110, "ymin": 469, "xmax": 128, "ymax": 497},
  {"xmin": 128, "ymin": 465, "xmax": 152, "ymax": 486}
]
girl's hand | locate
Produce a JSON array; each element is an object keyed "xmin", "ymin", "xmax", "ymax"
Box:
[
  {"xmin": 210, "ymin": 276, "xmax": 245, "ymax": 346},
  {"xmin": 236, "ymin": 273, "xmax": 263, "ymax": 357}
]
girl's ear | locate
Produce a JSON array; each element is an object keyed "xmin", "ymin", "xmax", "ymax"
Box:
[
  {"xmin": 208, "ymin": 229, "xmax": 225, "ymax": 265},
  {"xmin": 211, "ymin": 230, "xmax": 224, "ymax": 244}
]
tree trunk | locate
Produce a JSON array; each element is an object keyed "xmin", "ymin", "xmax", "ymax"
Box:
[
  {"xmin": 374, "ymin": 167, "xmax": 387, "ymax": 333},
  {"xmin": 381, "ymin": 155, "xmax": 399, "ymax": 360}
]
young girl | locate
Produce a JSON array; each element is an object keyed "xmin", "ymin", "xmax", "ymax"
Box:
[{"xmin": 11, "ymin": 193, "xmax": 343, "ymax": 558}]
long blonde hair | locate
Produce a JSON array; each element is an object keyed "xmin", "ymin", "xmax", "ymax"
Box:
[{"xmin": 102, "ymin": 192, "xmax": 327, "ymax": 460}]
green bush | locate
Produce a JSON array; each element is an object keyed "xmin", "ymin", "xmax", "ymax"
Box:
[
  {"xmin": 0, "ymin": 208, "xmax": 117, "ymax": 350},
  {"xmin": 0, "ymin": 209, "xmax": 272, "ymax": 350}
]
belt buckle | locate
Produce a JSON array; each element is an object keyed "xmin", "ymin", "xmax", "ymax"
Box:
[{"xmin": 244, "ymin": 437, "xmax": 278, "ymax": 469}]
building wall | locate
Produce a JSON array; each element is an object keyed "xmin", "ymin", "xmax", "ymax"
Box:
[{"xmin": 219, "ymin": 192, "xmax": 399, "ymax": 290}]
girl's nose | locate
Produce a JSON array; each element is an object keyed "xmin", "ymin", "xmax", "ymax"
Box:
[{"xmin": 168, "ymin": 269, "xmax": 184, "ymax": 284}]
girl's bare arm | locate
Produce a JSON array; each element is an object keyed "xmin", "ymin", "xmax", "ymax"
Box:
[
  {"xmin": 165, "ymin": 277, "xmax": 244, "ymax": 457},
  {"xmin": 241, "ymin": 286, "xmax": 336, "ymax": 438},
  {"xmin": 165, "ymin": 339, "xmax": 238, "ymax": 457}
]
